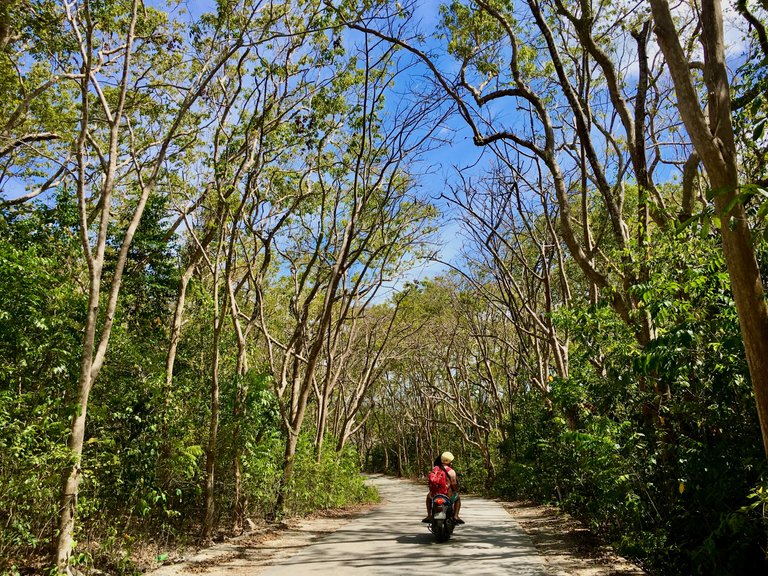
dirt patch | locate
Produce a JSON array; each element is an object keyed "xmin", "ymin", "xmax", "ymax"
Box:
[
  {"xmin": 502, "ymin": 501, "xmax": 647, "ymax": 576},
  {"xmin": 145, "ymin": 503, "xmax": 378, "ymax": 576},
  {"xmin": 183, "ymin": 552, "xmax": 246, "ymax": 573}
]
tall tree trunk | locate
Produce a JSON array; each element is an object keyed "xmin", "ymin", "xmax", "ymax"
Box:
[
  {"xmin": 314, "ymin": 392, "xmax": 329, "ymax": 463},
  {"xmin": 202, "ymin": 264, "xmax": 225, "ymax": 541},
  {"xmin": 55, "ymin": 307, "xmax": 98, "ymax": 570},
  {"xmin": 157, "ymin": 261, "xmax": 198, "ymax": 486},
  {"xmin": 55, "ymin": 4, "xmax": 140, "ymax": 569},
  {"xmin": 225, "ymin": 229, "xmax": 250, "ymax": 533},
  {"xmin": 651, "ymin": 0, "xmax": 768, "ymax": 459},
  {"xmin": 275, "ymin": 428, "xmax": 301, "ymax": 517},
  {"xmin": 232, "ymin": 341, "xmax": 248, "ymax": 534}
]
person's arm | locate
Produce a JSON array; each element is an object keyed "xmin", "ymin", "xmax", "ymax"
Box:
[{"xmin": 449, "ymin": 469, "xmax": 459, "ymax": 492}]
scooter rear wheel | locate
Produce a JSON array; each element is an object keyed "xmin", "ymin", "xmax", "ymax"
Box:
[{"xmin": 432, "ymin": 519, "xmax": 451, "ymax": 542}]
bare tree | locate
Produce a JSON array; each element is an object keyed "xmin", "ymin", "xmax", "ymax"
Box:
[{"xmin": 447, "ymin": 157, "xmax": 572, "ymax": 397}]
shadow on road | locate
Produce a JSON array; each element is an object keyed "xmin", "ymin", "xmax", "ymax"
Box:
[
  {"xmin": 395, "ymin": 533, "xmax": 434, "ymax": 545},
  {"xmin": 268, "ymin": 521, "xmax": 545, "ymax": 575},
  {"xmin": 263, "ymin": 474, "xmax": 546, "ymax": 575}
]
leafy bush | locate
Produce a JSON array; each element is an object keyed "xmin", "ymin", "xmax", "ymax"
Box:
[
  {"xmin": 0, "ymin": 202, "xmax": 84, "ymax": 565},
  {"xmin": 284, "ymin": 435, "xmax": 377, "ymax": 516},
  {"xmin": 0, "ymin": 391, "xmax": 70, "ymax": 561},
  {"xmin": 495, "ymin": 232, "xmax": 768, "ymax": 574}
]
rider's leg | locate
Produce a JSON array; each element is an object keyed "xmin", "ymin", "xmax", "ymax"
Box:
[
  {"xmin": 422, "ymin": 494, "xmax": 432, "ymax": 522},
  {"xmin": 453, "ymin": 495, "xmax": 463, "ymax": 523}
]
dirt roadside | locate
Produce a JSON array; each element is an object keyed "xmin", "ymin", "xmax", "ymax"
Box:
[
  {"xmin": 501, "ymin": 501, "xmax": 647, "ymax": 576},
  {"xmin": 144, "ymin": 506, "xmax": 368, "ymax": 576},
  {"xmin": 143, "ymin": 495, "xmax": 646, "ymax": 575}
]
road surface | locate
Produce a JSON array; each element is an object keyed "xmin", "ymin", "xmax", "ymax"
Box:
[{"xmin": 261, "ymin": 474, "xmax": 547, "ymax": 575}]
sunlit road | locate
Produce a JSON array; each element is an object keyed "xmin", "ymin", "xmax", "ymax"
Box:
[{"xmin": 262, "ymin": 474, "xmax": 547, "ymax": 575}]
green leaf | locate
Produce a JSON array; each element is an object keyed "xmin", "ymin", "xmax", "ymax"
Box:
[
  {"xmin": 675, "ymin": 214, "xmax": 698, "ymax": 234},
  {"xmin": 700, "ymin": 215, "xmax": 711, "ymax": 238},
  {"xmin": 705, "ymin": 186, "xmax": 728, "ymax": 201},
  {"xmin": 753, "ymin": 118, "xmax": 766, "ymax": 141},
  {"xmin": 720, "ymin": 191, "xmax": 753, "ymax": 217},
  {"xmin": 758, "ymin": 198, "xmax": 768, "ymax": 221}
]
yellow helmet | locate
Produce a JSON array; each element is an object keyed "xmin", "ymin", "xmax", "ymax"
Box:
[{"xmin": 440, "ymin": 451, "xmax": 454, "ymax": 464}]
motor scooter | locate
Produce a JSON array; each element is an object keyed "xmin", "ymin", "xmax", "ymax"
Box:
[{"xmin": 427, "ymin": 493, "xmax": 456, "ymax": 542}]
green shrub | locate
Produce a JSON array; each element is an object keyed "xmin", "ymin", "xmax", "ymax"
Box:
[{"xmin": 285, "ymin": 435, "xmax": 377, "ymax": 516}]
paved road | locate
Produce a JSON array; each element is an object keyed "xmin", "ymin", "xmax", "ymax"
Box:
[{"xmin": 262, "ymin": 474, "xmax": 547, "ymax": 575}]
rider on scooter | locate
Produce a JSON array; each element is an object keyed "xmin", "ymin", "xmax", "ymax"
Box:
[{"xmin": 422, "ymin": 451, "xmax": 464, "ymax": 524}]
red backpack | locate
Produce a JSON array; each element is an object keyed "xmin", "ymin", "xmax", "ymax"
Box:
[{"xmin": 428, "ymin": 464, "xmax": 450, "ymax": 495}]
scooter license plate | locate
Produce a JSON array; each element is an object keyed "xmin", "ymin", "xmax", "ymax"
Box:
[{"xmin": 433, "ymin": 511, "xmax": 447, "ymax": 520}]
